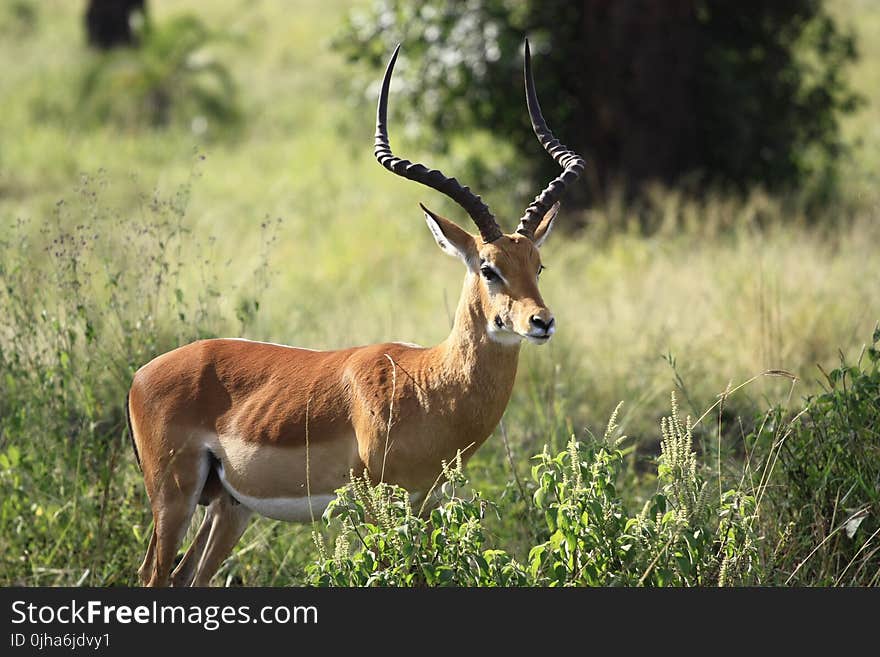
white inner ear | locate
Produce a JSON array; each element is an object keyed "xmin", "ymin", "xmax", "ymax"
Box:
[
  {"xmin": 533, "ymin": 202, "xmax": 560, "ymax": 249},
  {"xmin": 424, "ymin": 212, "xmax": 472, "ymax": 266}
]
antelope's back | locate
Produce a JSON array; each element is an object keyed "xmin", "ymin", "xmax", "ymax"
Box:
[{"xmin": 129, "ymin": 338, "xmax": 359, "ymax": 445}]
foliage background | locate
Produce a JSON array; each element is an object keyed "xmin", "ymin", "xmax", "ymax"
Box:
[{"xmin": 336, "ymin": 0, "xmax": 862, "ymax": 205}]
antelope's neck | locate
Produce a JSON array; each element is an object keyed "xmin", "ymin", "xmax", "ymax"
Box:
[{"xmin": 436, "ymin": 272, "xmax": 521, "ymax": 404}]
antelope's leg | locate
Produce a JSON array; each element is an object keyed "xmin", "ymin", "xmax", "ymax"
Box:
[
  {"xmin": 170, "ymin": 464, "xmax": 226, "ymax": 587},
  {"xmin": 145, "ymin": 450, "xmax": 210, "ymax": 587},
  {"xmin": 170, "ymin": 503, "xmax": 216, "ymax": 587},
  {"xmin": 137, "ymin": 528, "xmax": 157, "ymax": 586},
  {"xmin": 191, "ymin": 494, "xmax": 252, "ymax": 587}
]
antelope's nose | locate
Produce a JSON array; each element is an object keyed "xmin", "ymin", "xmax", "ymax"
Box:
[{"xmin": 530, "ymin": 314, "xmax": 555, "ymax": 334}]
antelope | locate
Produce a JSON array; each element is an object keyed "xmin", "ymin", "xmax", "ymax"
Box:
[{"xmin": 127, "ymin": 40, "xmax": 585, "ymax": 586}]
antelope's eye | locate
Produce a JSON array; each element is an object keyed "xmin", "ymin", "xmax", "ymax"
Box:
[
  {"xmin": 480, "ymin": 265, "xmax": 500, "ymax": 283},
  {"xmin": 537, "ymin": 265, "xmax": 546, "ymax": 278}
]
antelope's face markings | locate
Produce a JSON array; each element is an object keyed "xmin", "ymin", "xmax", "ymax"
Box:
[
  {"xmin": 477, "ymin": 235, "xmax": 554, "ymax": 345},
  {"xmin": 421, "ymin": 204, "xmax": 558, "ymax": 347}
]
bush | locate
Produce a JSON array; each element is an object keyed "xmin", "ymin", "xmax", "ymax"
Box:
[
  {"xmin": 309, "ymin": 397, "xmax": 761, "ymax": 586},
  {"xmin": 77, "ymin": 13, "xmax": 241, "ymax": 136},
  {"xmin": 307, "ymin": 457, "xmax": 529, "ymax": 586},
  {"xmin": 755, "ymin": 327, "xmax": 880, "ymax": 585},
  {"xmin": 528, "ymin": 399, "xmax": 759, "ymax": 586},
  {"xmin": 335, "ymin": 0, "xmax": 860, "ymax": 204}
]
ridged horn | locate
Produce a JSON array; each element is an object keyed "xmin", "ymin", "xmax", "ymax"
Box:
[
  {"xmin": 374, "ymin": 45, "xmax": 503, "ymax": 243},
  {"xmin": 516, "ymin": 39, "xmax": 585, "ymax": 239}
]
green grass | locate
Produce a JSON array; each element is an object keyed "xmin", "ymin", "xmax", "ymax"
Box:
[{"xmin": 1, "ymin": 0, "xmax": 879, "ymax": 586}]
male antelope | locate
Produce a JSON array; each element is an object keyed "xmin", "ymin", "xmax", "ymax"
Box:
[{"xmin": 127, "ymin": 41, "xmax": 584, "ymax": 586}]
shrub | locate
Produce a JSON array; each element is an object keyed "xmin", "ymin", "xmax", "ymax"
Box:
[
  {"xmin": 77, "ymin": 13, "xmax": 241, "ymax": 136},
  {"xmin": 528, "ymin": 399, "xmax": 759, "ymax": 586},
  {"xmin": 309, "ymin": 397, "xmax": 762, "ymax": 586},
  {"xmin": 335, "ymin": 0, "xmax": 860, "ymax": 204},
  {"xmin": 307, "ymin": 457, "xmax": 529, "ymax": 587},
  {"xmin": 756, "ymin": 327, "xmax": 880, "ymax": 585}
]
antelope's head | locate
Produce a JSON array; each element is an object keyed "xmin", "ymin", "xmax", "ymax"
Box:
[{"xmin": 375, "ymin": 41, "xmax": 584, "ymax": 346}]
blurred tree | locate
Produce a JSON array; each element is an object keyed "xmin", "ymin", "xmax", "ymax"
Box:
[
  {"xmin": 85, "ymin": 0, "xmax": 145, "ymax": 49},
  {"xmin": 336, "ymin": 0, "xmax": 861, "ymax": 206}
]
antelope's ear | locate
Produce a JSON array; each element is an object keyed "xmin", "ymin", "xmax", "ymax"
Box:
[
  {"xmin": 421, "ymin": 203, "xmax": 479, "ymax": 269},
  {"xmin": 532, "ymin": 202, "xmax": 560, "ymax": 248}
]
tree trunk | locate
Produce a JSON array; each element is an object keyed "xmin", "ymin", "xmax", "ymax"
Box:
[{"xmin": 85, "ymin": 0, "xmax": 145, "ymax": 49}]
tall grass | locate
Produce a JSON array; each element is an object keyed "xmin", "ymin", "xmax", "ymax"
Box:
[{"xmin": 0, "ymin": 168, "xmax": 277, "ymax": 585}]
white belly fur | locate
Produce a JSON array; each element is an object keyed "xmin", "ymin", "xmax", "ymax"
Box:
[{"xmin": 217, "ymin": 463, "xmax": 335, "ymax": 522}]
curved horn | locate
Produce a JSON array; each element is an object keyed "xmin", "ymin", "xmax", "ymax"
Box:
[
  {"xmin": 374, "ymin": 45, "xmax": 503, "ymax": 243},
  {"xmin": 516, "ymin": 39, "xmax": 585, "ymax": 239}
]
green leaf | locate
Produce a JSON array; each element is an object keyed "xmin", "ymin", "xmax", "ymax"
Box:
[
  {"xmin": 533, "ymin": 487, "xmax": 547, "ymax": 508},
  {"xmin": 675, "ymin": 554, "xmax": 692, "ymax": 575}
]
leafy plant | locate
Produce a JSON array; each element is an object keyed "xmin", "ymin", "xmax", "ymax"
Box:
[
  {"xmin": 757, "ymin": 327, "xmax": 880, "ymax": 585},
  {"xmin": 528, "ymin": 399, "xmax": 759, "ymax": 586},
  {"xmin": 309, "ymin": 397, "xmax": 763, "ymax": 587},
  {"xmin": 307, "ymin": 457, "xmax": 528, "ymax": 586},
  {"xmin": 77, "ymin": 13, "xmax": 241, "ymax": 136}
]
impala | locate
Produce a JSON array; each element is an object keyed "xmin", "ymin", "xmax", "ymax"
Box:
[{"xmin": 127, "ymin": 40, "xmax": 585, "ymax": 586}]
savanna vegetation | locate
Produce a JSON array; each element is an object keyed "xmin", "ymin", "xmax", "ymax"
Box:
[{"xmin": 0, "ymin": 0, "xmax": 878, "ymax": 586}]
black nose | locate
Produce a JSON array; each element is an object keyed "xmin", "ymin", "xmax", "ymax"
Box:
[{"xmin": 530, "ymin": 315, "xmax": 555, "ymax": 332}]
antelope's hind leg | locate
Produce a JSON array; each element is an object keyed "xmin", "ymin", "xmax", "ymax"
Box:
[
  {"xmin": 190, "ymin": 492, "xmax": 252, "ymax": 587},
  {"xmin": 137, "ymin": 528, "xmax": 157, "ymax": 586},
  {"xmin": 170, "ymin": 507, "xmax": 215, "ymax": 587},
  {"xmin": 143, "ymin": 448, "xmax": 211, "ymax": 587},
  {"xmin": 170, "ymin": 465, "xmax": 224, "ymax": 587}
]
